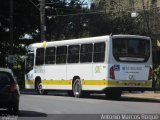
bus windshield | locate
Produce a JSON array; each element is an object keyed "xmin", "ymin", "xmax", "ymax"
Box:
[
  {"xmin": 113, "ymin": 38, "xmax": 150, "ymax": 62},
  {"xmin": 25, "ymin": 53, "xmax": 34, "ymax": 73}
]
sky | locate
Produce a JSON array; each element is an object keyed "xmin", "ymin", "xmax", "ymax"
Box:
[
  {"xmin": 85, "ymin": 0, "xmax": 91, "ymax": 5},
  {"xmin": 84, "ymin": 0, "xmax": 91, "ymax": 8},
  {"xmin": 85, "ymin": 0, "xmax": 91, "ymax": 7}
]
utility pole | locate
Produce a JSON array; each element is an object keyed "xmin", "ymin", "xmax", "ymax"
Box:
[
  {"xmin": 9, "ymin": 0, "xmax": 14, "ymax": 69},
  {"xmin": 142, "ymin": 0, "xmax": 150, "ymax": 35},
  {"xmin": 40, "ymin": 0, "xmax": 46, "ymax": 42}
]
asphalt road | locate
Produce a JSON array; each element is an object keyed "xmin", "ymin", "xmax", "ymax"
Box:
[{"xmin": 1, "ymin": 92, "xmax": 160, "ymax": 120}]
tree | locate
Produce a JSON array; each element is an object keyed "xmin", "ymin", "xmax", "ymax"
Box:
[
  {"xmin": 0, "ymin": 0, "xmax": 90, "ymax": 68},
  {"xmin": 89, "ymin": 0, "xmax": 151, "ymax": 36},
  {"xmin": 0, "ymin": 0, "xmax": 40, "ymax": 67},
  {"xmin": 45, "ymin": 0, "xmax": 89, "ymax": 40}
]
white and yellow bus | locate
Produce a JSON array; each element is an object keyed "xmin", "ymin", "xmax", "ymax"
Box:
[{"xmin": 25, "ymin": 35, "xmax": 152, "ymax": 98}]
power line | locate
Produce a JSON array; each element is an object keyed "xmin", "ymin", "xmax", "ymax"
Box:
[
  {"xmin": 46, "ymin": 5, "xmax": 160, "ymax": 19},
  {"xmin": 46, "ymin": 7, "xmax": 88, "ymax": 11},
  {"xmin": 48, "ymin": 10, "xmax": 106, "ymax": 18}
]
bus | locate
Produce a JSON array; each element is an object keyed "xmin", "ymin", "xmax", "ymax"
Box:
[{"xmin": 25, "ymin": 35, "xmax": 152, "ymax": 99}]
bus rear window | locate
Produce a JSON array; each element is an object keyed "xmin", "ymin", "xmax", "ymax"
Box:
[{"xmin": 112, "ymin": 38, "xmax": 150, "ymax": 62}]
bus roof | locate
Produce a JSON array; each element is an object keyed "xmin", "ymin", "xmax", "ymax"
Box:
[
  {"xmin": 27, "ymin": 35, "xmax": 150, "ymax": 49},
  {"xmin": 112, "ymin": 34, "xmax": 150, "ymax": 39},
  {"xmin": 28, "ymin": 35, "xmax": 110, "ymax": 49}
]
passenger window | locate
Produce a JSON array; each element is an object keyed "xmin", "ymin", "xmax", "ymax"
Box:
[
  {"xmin": 36, "ymin": 48, "xmax": 44, "ymax": 65},
  {"xmin": 93, "ymin": 42, "xmax": 105, "ymax": 62},
  {"xmin": 56, "ymin": 46, "xmax": 67, "ymax": 64},
  {"xmin": 45, "ymin": 47, "xmax": 55, "ymax": 64},
  {"xmin": 68, "ymin": 45, "xmax": 80, "ymax": 63},
  {"xmin": 80, "ymin": 44, "xmax": 93, "ymax": 63}
]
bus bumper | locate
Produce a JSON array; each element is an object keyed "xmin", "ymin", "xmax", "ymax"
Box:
[{"xmin": 102, "ymin": 86, "xmax": 153, "ymax": 92}]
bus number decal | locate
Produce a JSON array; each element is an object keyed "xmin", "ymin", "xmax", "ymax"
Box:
[{"xmin": 95, "ymin": 66, "xmax": 101, "ymax": 73}]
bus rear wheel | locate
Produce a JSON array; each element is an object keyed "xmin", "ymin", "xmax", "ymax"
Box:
[
  {"xmin": 105, "ymin": 91, "xmax": 122, "ymax": 99},
  {"xmin": 36, "ymin": 81, "xmax": 47, "ymax": 95},
  {"xmin": 73, "ymin": 79, "xmax": 82, "ymax": 98}
]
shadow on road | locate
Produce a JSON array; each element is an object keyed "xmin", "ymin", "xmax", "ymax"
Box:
[
  {"xmin": 51, "ymin": 93, "xmax": 160, "ymax": 103},
  {"xmin": 118, "ymin": 96, "xmax": 160, "ymax": 103},
  {"xmin": 19, "ymin": 110, "xmax": 47, "ymax": 117},
  {"xmin": 21, "ymin": 90, "xmax": 160, "ymax": 103},
  {"xmin": 0, "ymin": 110, "xmax": 47, "ymax": 117},
  {"xmin": 19, "ymin": 113, "xmax": 101, "ymax": 120},
  {"xmin": 86, "ymin": 94, "xmax": 160, "ymax": 103},
  {"xmin": 0, "ymin": 110, "xmax": 100, "ymax": 120}
]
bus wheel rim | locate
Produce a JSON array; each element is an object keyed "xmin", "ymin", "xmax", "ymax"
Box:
[
  {"xmin": 74, "ymin": 80, "xmax": 81, "ymax": 96},
  {"xmin": 38, "ymin": 83, "xmax": 43, "ymax": 94}
]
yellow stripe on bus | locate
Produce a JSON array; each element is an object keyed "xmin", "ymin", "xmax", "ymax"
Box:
[
  {"xmin": 25, "ymin": 80, "xmax": 34, "ymax": 85},
  {"xmin": 82, "ymin": 80, "xmax": 107, "ymax": 85},
  {"xmin": 25, "ymin": 79, "xmax": 152, "ymax": 87},
  {"xmin": 42, "ymin": 80, "xmax": 72, "ymax": 85}
]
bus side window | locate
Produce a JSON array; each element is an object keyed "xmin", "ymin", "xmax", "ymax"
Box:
[
  {"xmin": 68, "ymin": 45, "xmax": 80, "ymax": 63},
  {"xmin": 80, "ymin": 44, "xmax": 93, "ymax": 63},
  {"xmin": 93, "ymin": 42, "xmax": 105, "ymax": 62},
  {"xmin": 45, "ymin": 47, "xmax": 55, "ymax": 64},
  {"xmin": 36, "ymin": 48, "xmax": 44, "ymax": 65},
  {"xmin": 56, "ymin": 46, "xmax": 67, "ymax": 64}
]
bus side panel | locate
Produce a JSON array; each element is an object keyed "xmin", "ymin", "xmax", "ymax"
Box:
[
  {"xmin": 67, "ymin": 64, "xmax": 93, "ymax": 90},
  {"xmin": 43, "ymin": 65, "xmax": 67, "ymax": 90},
  {"xmin": 25, "ymin": 70, "xmax": 35, "ymax": 89},
  {"xmin": 81, "ymin": 63, "xmax": 107, "ymax": 91}
]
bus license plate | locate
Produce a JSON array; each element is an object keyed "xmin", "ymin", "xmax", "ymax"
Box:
[{"xmin": 128, "ymin": 83, "xmax": 136, "ymax": 86}]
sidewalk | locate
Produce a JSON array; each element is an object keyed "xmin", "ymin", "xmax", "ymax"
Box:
[{"xmin": 122, "ymin": 91, "xmax": 160, "ymax": 100}]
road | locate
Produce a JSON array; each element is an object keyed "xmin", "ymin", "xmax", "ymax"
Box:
[
  {"xmin": 1, "ymin": 92, "xmax": 160, "ymax": 120},
  {"xmin": 17, "ymin": 92, "xmax": 160, "ymax": 120}
]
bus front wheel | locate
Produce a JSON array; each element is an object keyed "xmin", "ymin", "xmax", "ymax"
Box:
[
  {"xmin": 36, "ymin": 81, "xmax": 47, "ymax": 95},
  {"xmin": 73, "ymin": 79, "xmax": 82, "ymax": 98}
]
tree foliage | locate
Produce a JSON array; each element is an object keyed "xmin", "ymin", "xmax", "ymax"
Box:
[
  {"xmin": 90, "ymin": 0, "xmax": 160, "ymax": 39},
  {"xmin": 45, "ymin": 0, "xmax": 89, "ymax": 40},
  {"xmin": 0, "ymin": 0, "xmax": 89, "ymax": 68},
  {"xmin": 89, "ymin": 0, "xmax": 148, "ymax": 37}
]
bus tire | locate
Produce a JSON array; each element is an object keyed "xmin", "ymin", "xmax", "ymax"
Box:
[
  {"xmin": 73, "ymin": 79, "xmax": 82, "ymax": 98},
  {"xmin": 105, "ymin": 91, "xmax": 122, "ymax": 99},
  {"xmin": 36, "ymin": 80, "xmax": 47, "ymax": 95}
]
